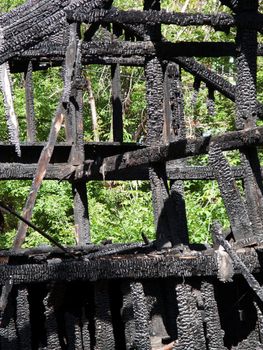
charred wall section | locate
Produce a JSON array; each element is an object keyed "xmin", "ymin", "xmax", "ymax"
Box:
[{"xmin": 0, "ymin": 0, "xmax": 263, "ymax": 349}]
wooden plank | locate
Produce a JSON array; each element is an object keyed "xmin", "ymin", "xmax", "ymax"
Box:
[
  {"xmin": 130, "ymin": 281, "xmax": 151, "ymax": 350},
  {"xmin": 69, "ymin": 32, "xmax": 91, "ymax": 245},
  {"xmin": 209, "ymin": 143, "xmax": 253, "ymax": 241},
  {"xmin": 82, "ymin": 41, "xmax": 237, "ymax": 58},
  {"xmin": 0, "ymin": 247, "xmax": 261, "ymax": 282},
  {"xmin": 93, "ymin": 126, "xmax": 263, "ymax": 175},
  {"xmin": 68, "ymin": 8, "xmax": 263, "ymax": 30},
  {"xmin": 13, "ymin": 108, "xmax": 64, "ymax": 249},
  {"xmin": 0, "ymin": 61, "xmax": 21, "ymax": 156},
  {"xmin": 24, "ymin": 61, "xmax": 36, "ymax": 143}
]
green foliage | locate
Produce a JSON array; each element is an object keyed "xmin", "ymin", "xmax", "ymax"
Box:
[
  {"xmin": 185, "ymin": 180, "xmax": 229, "ymax": 243},
  {"xmin": 87, "ymin": 181, "xmax": 154, "ymax": 243}
]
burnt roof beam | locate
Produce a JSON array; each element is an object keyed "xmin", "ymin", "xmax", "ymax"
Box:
[
  {"xmin": 67, "ymin": 8, "xmax": 263, "ymax": 31},
  {"xmin": 87, "ymin": 127, "xmax": 263, "ymax": 176},
  {"xmin": 81, "ymin": 41, "xmax": 263, "ymax": 58}
]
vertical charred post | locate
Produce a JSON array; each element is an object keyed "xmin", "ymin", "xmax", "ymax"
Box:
[
  {"xmin": 174, "ymin": 282, "xmax": 206, "ymax": 350},
  {"xmin": 81, "ymin": 307, "xmax": 91, "ymax": 350},
  {"xmin": 70, "ymin": 24, "xmax": 90, "ymax": 245},
  {"xmin": 0, "ymin": 291, "xmax": 18, "ymax": 350},
  {"xmin": 94, "ymin": 281, "xmax": 115, "ymax": 349},
  {"xmin": 165, "ymin": 63, "xmax": 188, "ymax": 245},
  {"xmin": 121, "ymin": 282, "xmax": 136, "ymax": 349},
  {"xmin": 234, "ymin": 0, "xmax": 263, "ymax": 238},
  {"xmin": 24, "ymin": 61, "xmax": 36, "ymax": 143},
  {"xmin": 144, "ymin": 0, "xmax": 174, "ymax": 249},
  {"xmin": 111, "ymin": 63, "xmax": 123, "ymax": 142},
  {"xmin": 16, "ymin": 287, "xmax": 32, "ymax": 350},
  {"xmin": 201, "ymin": 281, "xmax": 225, "ymax": 349},
  {"xmin": 43, "ymin": 292, "xmax": 60, "ymax": 350},
  {"xmin": 130, "ymin": 281, "xmax": 151, "ymax": 350}
]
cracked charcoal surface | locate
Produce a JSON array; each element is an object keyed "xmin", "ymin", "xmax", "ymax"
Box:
[
  {"xmin": 235, "ymin": 23, "xmax": 258, "ymax": 129},
  {"xmin": 94, "ymin": 281, "xmax": 115, "ymax": 349},
  {"xmin": 145, "ymin": 56, "xmax": 172, "ymax": 246},
  {"xmin": 206, "ymin": 87, "xmax": 215, "ymax": 117},
  {"xmin": 62, "ymin": 23, "xmax": 78, "ymax": 104},
  {"xmin": 255, "ymin": 302, "xmax": 263, "ymax": 344},
  {"xmin": 121, "ymin": 282, "xmax": 136, "ymax": 350},
  {"xmin": 81, "ymin": 308, "xmax": 91, "ymax": 350},
  {"xmin": 209, "ymin": 142, "xmax": 253, "ymax": 241},
  {"xmin": 241, "ymin": 149, "xmax": 263, "ymax": 237},
  {"xmin": 167, "ymin": 64, "xmax": 186, "ymax": 141},
  {"xmin": 43, "ymin": 292, "xmax": 61, "ymax": 350},
  {"xmin": 16, "ymin": 287, "xmax": 31, "ymax": 350},
  {"xmin": 234, "ymin": 0, "xmax": 263, "ymax": 241},
  {"xmin": 130, "ymin": 281, "xmax": 151, "ymax": 350},
  {"xmin": 174, "ymin": 283, "xmax": 206, "ymax": 350},
  {"xmin": 201, "ymin": 281, "xmax": 226, "ymax": 349},
  {"xmin": 0, "ymin": 295, "xmax": 18, "ymax": 350},
  {"xmin": 165, "ymin": 63, "xmax": 188, "ymax": 245}
]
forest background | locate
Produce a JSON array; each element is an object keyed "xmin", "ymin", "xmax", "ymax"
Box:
[{"xmin": 0, "ymin": 0, "xmax": 262, "ymax": 248}]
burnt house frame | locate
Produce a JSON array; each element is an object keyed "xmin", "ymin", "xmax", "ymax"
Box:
[{"xmin": 0, "ymin": 0, "xmax": 263, "ymax": 348}]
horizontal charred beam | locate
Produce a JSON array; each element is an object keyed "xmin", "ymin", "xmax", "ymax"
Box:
[
  {"xmin": 82, "ymin": 41, "xmax": 263, "ymax": 58},
  {"xmin": 0, "ymin": 163, "xmax": 254, "ymax": 181},
  {"xmin": 0, "ymin": 142, "xmax": 142, "ymax": 164},
  {"xmin": 95, "ymin": 127, "xmax": 263, "ymax": 175},
  {"xmin": 68, "ymin": 8, "xmax": 263, "ymax": 30},
  {"xmin": 0, "ymin": 247, "xmax": 262, "ymax": 282},
  {"xmin": 82, "ymin": 41, "xmax": 236, "ymax": 58},
  {"xmin": 15, "ymin": 41, "xmax": 263, "ymax": 65},
  {"xmin": 0, "ymin": 163, "xmax": 73, "ymax": 180}
]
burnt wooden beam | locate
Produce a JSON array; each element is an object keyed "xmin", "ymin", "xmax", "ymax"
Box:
[
  {"xmin": 201, "ymin": 281, "xmax": 226, "ymax": 349},
  {"xmin": 43, "ymin": 292, "xmax": 61, "ymax": 350},
  {"xmin": 24, "ymin": 61, "xmax": 36, "ymax": 143},
  {"xmin": 16, "ymin": 287, "xmax": 31, "ymax": 350},
  {"xmin": 82, "ymin": 41, "xmax": 263, "ymax": 59},
  {"xmin": 114, "ymin": 22, "xmax": 263, "ymax": 117},
  {"xmin": 174, "ymin": 283, "xmax": 206, "ymax": 349},
  {"xmin": 92, "ymin": 127, "xmax": 263, "ymax": 175},
  {"xmin": 94, "ymin": 281, "xmax": 115, "ymax": 349},
  {"xmin": 0, "ymin": 142, "xmax": 142, "ymax": 164},
  {"xmin": 0, "ymin": 61, "xmax": 21, "ymax": 156},
  {"xmin": 0, "ymin": 246, "xmax": 262, "ymax": 282},
  {"xmin": 68, "ymin": 8, "xmax": 263, "ymax": 30},
  {"xmin": 143, "ymin": 0, "xmax": 173, "ymax": 249},
  {"xmin": 0, "ymin": 160, "xmax": 262, "ymax": 182},
  {"xmin": 0, "ymin": 0, "xmax": 115, "ymax": 66},
  {"xmin": 209, "ymin": 143, "xmax": 253, "ymax": 241},
  {"xmin": 165, "ymin": 63, "xmax": 189, "ymax": 245},
  {"xmin": 68, "ymin": 25, "xmax": 91, "ymax": 245},
  {"xmin": 130, "ymin": 281, "xmax": 151, "ymax": 349},
  {"xmin": 13, "ymin": 109, "xmax": 64, "ymax": 250},
  {"xmin": 234, "ymin": 0, "xmax": 263, "ymax": 238},
  {"xmin": 82, "ymin": 41, "xmax": 237, "ymax": 58}
]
